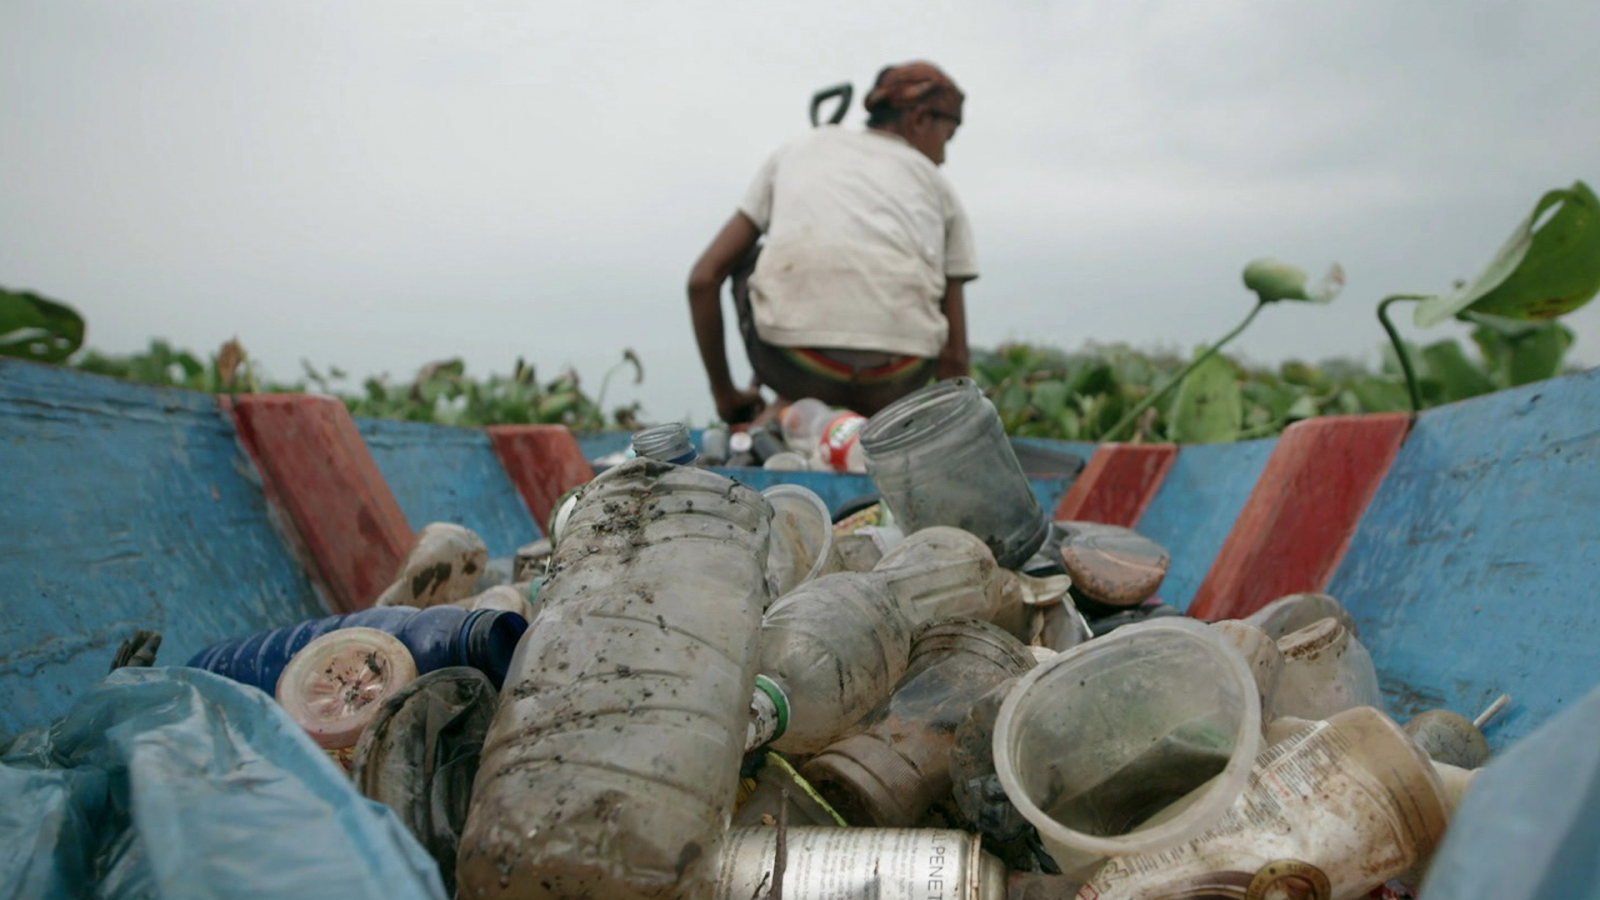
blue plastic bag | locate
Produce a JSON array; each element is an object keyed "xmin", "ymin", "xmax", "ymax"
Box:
[{"xmin": 0, "ymin": 667, "xmax": 447, "ymax": 900}]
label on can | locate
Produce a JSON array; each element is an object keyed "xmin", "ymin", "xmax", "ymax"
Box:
[
  {"xmin": 716, "ymin": 828, "xmax": 979, "ymax": 900},
  {"xmin": 819, "ymin": 413, "xmax": 867, "ymax": 472}
]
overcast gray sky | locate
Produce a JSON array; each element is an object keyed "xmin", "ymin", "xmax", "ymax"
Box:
[{"xmin": 3, "ymin": 1, "xmax": 1597, "ymax": 423}]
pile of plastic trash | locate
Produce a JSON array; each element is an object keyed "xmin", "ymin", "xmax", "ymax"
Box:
[{"xmin": 4, "ymin": 377, "xmax": 1594, "ymax": 900}]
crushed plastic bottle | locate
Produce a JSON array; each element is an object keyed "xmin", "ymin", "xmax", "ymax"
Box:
[{"xmin": 1079, "ymin": 707, "xmax": 1452, "ymax": 900}]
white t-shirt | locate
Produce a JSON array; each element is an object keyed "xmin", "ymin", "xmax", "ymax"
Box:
[{"xmin": 738, "ymin": 126, "xmax": 978, "ymax": 358}]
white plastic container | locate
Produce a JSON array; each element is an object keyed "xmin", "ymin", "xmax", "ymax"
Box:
[
  {"xmin": 1273, "ymin": 616, "xmax": 1384, "ymax": 721},
  {"xmin": 1210, "ymin": 619, "xmax": 1285, "ymax": 725},
  {"xmin": 993, "ymin": 618, "xmax": 1262, "ymax": 878},
  {"xmin": 1081, "ymin": 707, "xmax": 1451, "ymax": 900}
]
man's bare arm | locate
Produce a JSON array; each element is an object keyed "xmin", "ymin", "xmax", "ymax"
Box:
[
  {"xmin": 687, "ymin": 212, "xmax": 764, "ymax": 422},
  {"xmin": 936, "ymin": 278, "xmax": 971, "ymax": 380}
]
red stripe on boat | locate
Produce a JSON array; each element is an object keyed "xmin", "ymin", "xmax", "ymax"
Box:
[
  {"xmin": 486, "ymin": 424, "xmax": 594, "ymax": 531},
  {"xmin": 225, "ymin": 394, "xmax": 412, "ymax": 614},
  {"xmin": 1187, "ymin": 413, "xmax": 1411, "ymax": 620},
  {"xmin": 1053, "ymin": 443, "xmax": 1178, "ymax": 526}
]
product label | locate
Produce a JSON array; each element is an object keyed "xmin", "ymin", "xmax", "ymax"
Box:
[
  {"xmin": 716, "ymin": 828, "xmax": 975, "ymax": 900},
  {"xmin": 1079, "ymin": 720, "xmax": 1430, "ymax": 900},
  {"xmin": 819, "ymin": 414, "xmax": 867, "ymax": 471}
]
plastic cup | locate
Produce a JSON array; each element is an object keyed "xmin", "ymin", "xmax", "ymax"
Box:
[
  {"xmin": 762, "ymin": 484, "xmax": 843, "ymax": 597},
  {"xmin": 992, "ymin": 617, "xmax": 1262, "ymax": 877}
]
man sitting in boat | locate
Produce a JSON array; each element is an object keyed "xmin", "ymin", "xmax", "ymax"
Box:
[{"xmin": 687, "ymin": 60, "xmax": 978, "ymax": 424}]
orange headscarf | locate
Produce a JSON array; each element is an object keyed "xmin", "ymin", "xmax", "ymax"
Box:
[{"xmin": 863, "ymin": 61, "xmax": 965, "ymax": 121}]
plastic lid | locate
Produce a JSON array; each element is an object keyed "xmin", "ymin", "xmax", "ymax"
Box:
[{"xmin": 276, "ymin": 627, "xmax": 420, "ymax": 750}]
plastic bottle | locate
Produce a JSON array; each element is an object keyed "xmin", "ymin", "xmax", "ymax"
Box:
[
  {"xmin": 751, "ymin": 528, "xmax": 1065, "ymax": 755},
  {"xmin": 802, "ymin": 617, "xmax": 1035, "ymax": 827},
  {"xmin": 456, "ymin": 459, "xmax": 773, "ymax": 900},
  {"xmin": 714, "ymin": 828, "xmax": 1083, "ymax": 900},
  {"xmin": 1079, "ymin": 707, "xmax": 1452, "ymax": 900},
  {"xmin": 1210, "ymin": 619, "xmax": 1285, "ymax": 725},
  {"xmin": 817, "ymin": 410, "xmax": 869, "ymax": 473},
  {"xmin": 630, "ymin": 422, "xmax": 696, "ymax": 464},
  {"xmin": 1273, "ymin": 616, "xmax": 1384, "ymax": 721},
  {"xmin": 780, "ymin": 397, "xmax": 834, "ymax": 457},
  {"xmin": 1242, "ymin": 591, "xmax": 1358, "ymax": 640},
  {"xmin": 187, "ymin": 604, "xmax": 529, "ymax": 692},
  {"xmin": 374, "ymin": 522, "xmax": 490, "ymax": 608},
  {"xmin": 859, "ymin": 378, "xmax": 1047, "ymax": 569}
]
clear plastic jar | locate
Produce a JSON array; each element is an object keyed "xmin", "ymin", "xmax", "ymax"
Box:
[{"xmin": 859, "ymin": 378, "xmax": 1047, "ymax": 569}]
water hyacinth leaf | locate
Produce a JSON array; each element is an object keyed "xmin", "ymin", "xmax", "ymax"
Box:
[
  {"xmin": 1031, "ymin": 380, "xmax": 1070, "ymax": 418},
  {"xmin": 1242, "ymin": 259, "xmax": 1344, "ymax": 304},
  {"xmin": 1506, "ymin": 322, "xmax": 1574, "ymax": 386},
  {"xmin": 0, "ymin": 287, "xmax": 85, "ymax": 362},
  {"xmin": 1286, "ymin": 394, "xmax": 1321, "ymax": 420},
  {"xmin": 1347, "ymin": 379, "xmax": 1411, "ymax": 413},
  {"xmin": 1421, "ymin": 340, "xmax": 1495, "ymax": 401},
  {"xmin": 1170, "ymin": 350, "xmax": 1241, "ymax": 443},
  {"xmin": 1415, "ymin": 181, "xmax": 1600, "ymax": 327}
]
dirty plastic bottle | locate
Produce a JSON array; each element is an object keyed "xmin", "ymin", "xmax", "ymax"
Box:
[
  {"xmin": 456, "ymin": 459, "xmax": 773, "ymax": 900},
  {"xmin": 187, "ymin": 604, "xmax": 530, "ymax": 692},
  {"xmin": 630, "ymin": 422, "xmax": 697, "ymax": 464},
  {"xmin": 860, "ymin": 378, "xmax": 1048, "ymax": 569},
  {"xmin": 375, "ymin": 522, "xmax": 490, "ymax": 608},
  {"xmin": 802, "ymin": 618, "xmax": 1036, "ymax": 827},
  {"xmin": 1273, "ymin": 616, "xmax": 1384, "ymax": 721},
  {"xmin": 1242, "ymin": 591, "xmax": 1358, "ymax": 640},
  {"xmin": 780, "ymin": 397, "xmax": 834, "ymax": 455},
  {"xmin": 714, "ymin": 828, "xmax": 1081, "ymax": 900},
  {"xmin": 1210, "ymin": 619, "xmax": 1285, "ymax": 725},
  {"xmin": 1079, "ymin": 706, "xmax": 1452, "ymax": 900},
  {"xmin": 751, "ymin": 528, "xmax": 1067, "ymax": 756}
]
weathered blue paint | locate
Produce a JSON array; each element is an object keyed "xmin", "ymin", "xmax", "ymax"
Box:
[
  {"xmin": 1135, "ymin": 438, "xmax": 1278, "ymax": 612},
  {"xmin": 354, "ymin": 418, "xmax": 542, "ymax": 557},
  {"xmin": 1327, "ymin": 369, "xmax": 1600, "ymax": 750},
  {"xmin": 0, "ymin": 361, "xmax": 325, "ymax": 739}
]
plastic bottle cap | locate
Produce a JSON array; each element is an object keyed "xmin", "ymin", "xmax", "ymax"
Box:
[{"xmin": 276, "ymin": 627, "xmax": 419, "ymax": 750}]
